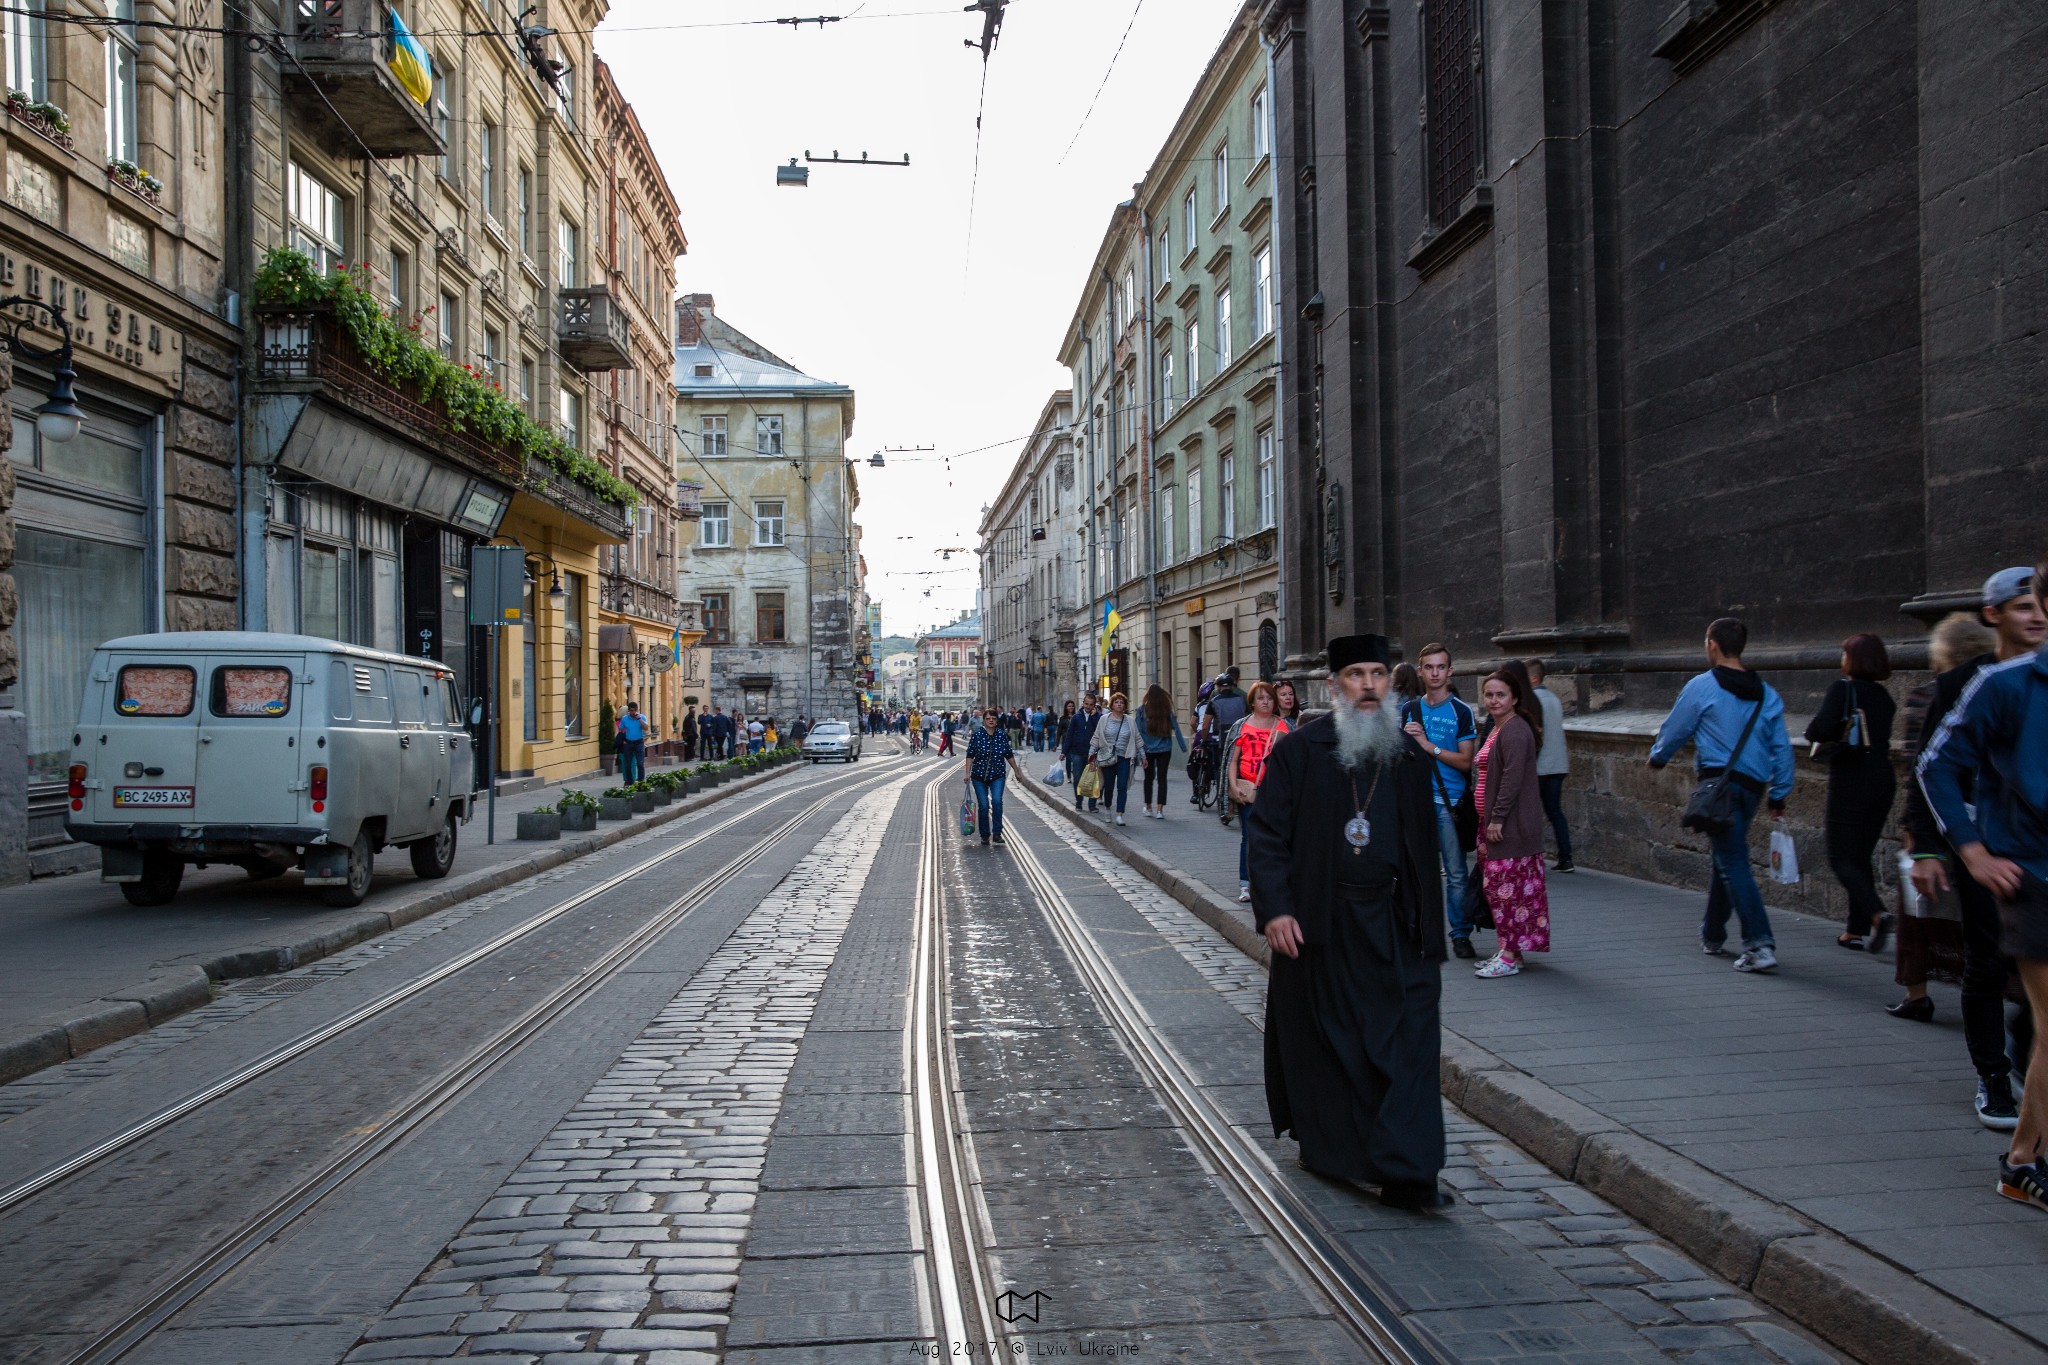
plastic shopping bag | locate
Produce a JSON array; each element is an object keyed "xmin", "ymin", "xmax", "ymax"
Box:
[
  {"xmin": 1075, "ymin": 763, "xmax": 1103, "ymax": 801},
  {"xmin": 959, "ymin": 791, "xmax": 978, "ymax": 838},
  {"xmin": 1043, "ymin": 761, "xmax": 1067, "ymax": 786},
  {"xmin": 1769, "ymin": 829, "xmax": 1800, "ymax": 885}
]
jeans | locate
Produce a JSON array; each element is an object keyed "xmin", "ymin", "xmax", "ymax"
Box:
[
  {"xmin": 1702, "ymin": 784, "xmax": 1775, "ymax": 951},
  {"xmin": 1067, "ymin": 754, "xmax": 1094, "ymax": 808},
  {"xmin": 617, "ymin": 739, "xmax": 645, "ymax": 785},
  {"xmin": 1537, "ymin": 773, "xmax": 1573, "ymax": 863},
  {"xmin": 1436, "ymin": 801, "xmax": 1474, "ymax": 938},
  {"xmin": 973, "ymin": 776, "xmax": 1007, "ymax": 839},
  {"xmin": 1142, "ymin": 751, "xmax": 1171, "ymax": 805},
  {"xmin": 1104, "ymin": 757, "xmax": 1132, "ymax": 813}
]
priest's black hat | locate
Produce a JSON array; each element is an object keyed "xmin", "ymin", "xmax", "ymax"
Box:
[{"xmin": 1327, "ymin": 634, "xmax": 1394, "ymax": 670}]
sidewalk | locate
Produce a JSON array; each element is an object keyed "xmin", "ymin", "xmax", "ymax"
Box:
[
  {"xmin": 1018, "ymin": 777, "xmax": 2048, "ymax": 1365},
  {"xmin": 0, "ymin": 755, "xmax": 802, "ymax": 1085}
]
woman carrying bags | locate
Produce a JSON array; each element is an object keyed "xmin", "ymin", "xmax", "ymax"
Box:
[
  {"xmin": 1138, "ymin": 684, "xmax": 1187, "ymax": 820},
  {"xmin": 1225, "ymin": 681, "xmax": 1292, "ymax": 902},
  {"xmin": 1803, "ymin": 634, "xmax": 1898, "ymax": 951},
  {"xmin": 1088, "ymin": 691, "xmax": 1145, "ymax": 824},
  {"xmin": 1472, "ymin": 669, "xmax": 1550, "ymax": 978}
]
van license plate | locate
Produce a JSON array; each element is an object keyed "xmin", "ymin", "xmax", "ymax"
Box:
[{"xmin": 112, "ymin": 786, "xmax": 195, "ymax": 808}]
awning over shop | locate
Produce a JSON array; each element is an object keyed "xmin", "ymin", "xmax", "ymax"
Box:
[{"xmin": 249, "ymin": 393, "xmax": 511, "ymax": 536}]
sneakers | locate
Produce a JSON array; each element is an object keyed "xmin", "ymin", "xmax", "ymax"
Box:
[
  {"xmin": 1450, "ymin": 937, "xmax": 1478, "ymax": 960},
  {"xmin": 1702, "ymin": 941, "xmax": 1729, "ymax": 957},
  {"xmin": 1997, "ymin": 1154, "xmax": 2048, "ymax": 1212},
  {"xmin": 991, "ymin": 832, "xmax": 1005, "ymax": 847},
  {"xmin": 1475, "ymin": 953, "xmax": 1521, "ymax": 978},
  {"xmin": 1238, "ymin": 883, "xmax": 1251, "ymax": 903},
  {"xmin": 1978, "ymin": 1075, "xmax": 2021, "ymax": 1131},
  {"xmin": 1732, "ymin": 946, "xmax": 1778, "ymax": 973},
  {"xmin": 1114, "ymin": 814, "xmax": 1126, "ymax": 826},
  {"xmin": 1554, "ymin": 858, "xmax": 1576, "ymax": 873}
]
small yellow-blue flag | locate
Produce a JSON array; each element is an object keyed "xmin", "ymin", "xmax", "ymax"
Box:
[
  {"xmin": 1099, "ymin": 601, "xmax": 1121, "ymax": 660},
  {"xmin": 387, "ymin": 8, "xmax": 434, "ymax": 108}
]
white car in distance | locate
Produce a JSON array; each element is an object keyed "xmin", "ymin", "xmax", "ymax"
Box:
[{"xmin": 801, "ymin": 720, "xmax": 861, "ymax": 764}]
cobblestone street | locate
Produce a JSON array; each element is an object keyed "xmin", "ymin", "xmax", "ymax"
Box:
[{"xmin": 0, "ymin": 753, "xmax": 1989, "ymax": 1364}]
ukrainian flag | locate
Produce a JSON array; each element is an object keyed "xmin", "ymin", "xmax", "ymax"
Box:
[
  {"xmin": 1099, "ymin": 601, "xmax": 1121, "ymax": 660},
  {"xmin": 387, "ymin": 8, "xmax": 434, "ymax": 108}
]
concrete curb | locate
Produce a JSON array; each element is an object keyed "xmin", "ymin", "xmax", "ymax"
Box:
[
  {"xmin": 0, "ymin": 763, "xmax": 808, "ymax": 1087},
  {"xmin": 1019, "ymin": 778, "xmax": 2044, "ymax": 1365}
]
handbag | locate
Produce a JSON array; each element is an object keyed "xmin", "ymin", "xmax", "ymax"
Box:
[
  {"xmin": 1808, "ymin": 681, "xmax": 1871, "ymax": 763},
  {"xmin": 959, "ymin": 788, "xmax": 978, "ymax": 838},
  {"xmin": 1680, "ymin": 699, "xmax": 1765, "ymax": 835}
]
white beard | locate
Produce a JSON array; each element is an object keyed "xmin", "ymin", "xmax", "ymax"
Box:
[{"xmin": 1332, "ymin": 696, "xmax": 1405, "ymax": 769}]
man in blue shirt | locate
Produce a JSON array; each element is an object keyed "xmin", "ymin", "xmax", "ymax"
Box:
[
  {"xmin": 1919, "ymin": 560, "xmax": 2048, "ymax": 1212},
  {"xmin": 1402, "ymin": 643, "xmax": 1479, "ymax": 956},
  {"xmin": 616, "ymin": 701, "xmax": 648, "ymax": 784},
  {"xmin": 1649, "ymin": 618, "xmax": 1796, "ymax": 973}
]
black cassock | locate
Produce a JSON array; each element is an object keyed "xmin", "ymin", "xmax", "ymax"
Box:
[{"xmin": 1245, "ymin": 714, "xmax": 1446, "ymax": 1186}]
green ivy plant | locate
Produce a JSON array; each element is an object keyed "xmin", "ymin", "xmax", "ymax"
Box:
[{"xmin": 253, "ymin": 245, "xmax": 636, "ymax": 509}]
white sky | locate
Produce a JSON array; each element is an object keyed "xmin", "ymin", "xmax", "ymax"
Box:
[{"xmin": 594, "ymin": 0, "xmax": 1246, "ymax": 640}]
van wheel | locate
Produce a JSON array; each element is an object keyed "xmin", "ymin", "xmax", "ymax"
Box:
[
  {"xmin": 409, "ymin": 813, "xmax": 458, "ymax": 880},
  {"xmin": 320, "ymin": 831, "xmax": 375, "ymax": 907},
  {"xmin": 120, "ymin": 852, "xmax": 183, "ymax": 907}
]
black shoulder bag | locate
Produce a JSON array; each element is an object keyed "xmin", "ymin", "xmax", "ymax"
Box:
[{"xmin": 1680, "ymin": 700, "xmax": 1765, "ymax": 835}]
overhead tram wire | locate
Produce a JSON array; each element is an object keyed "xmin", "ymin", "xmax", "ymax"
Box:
[{"xmin": 1057, "ymin": 0, "xmax": 1146, "ymax": 165}]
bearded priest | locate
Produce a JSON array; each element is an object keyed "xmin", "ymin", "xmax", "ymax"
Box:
[{"xmin": 1245, "ymin": 634, "xmax": 1450, "ymax": 1209}]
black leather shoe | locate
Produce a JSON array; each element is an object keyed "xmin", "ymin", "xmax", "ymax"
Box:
[
  {"xmin": 1451, "ymin": 937, "xmax": 1477, "ymax": 960},
  {"xmin": 1379, "ymin": 1181, "xmax": 1454, "ymax": 1211},
  {"xmin": 1886, "ymin": 995, "xmax": 1935, "ymax": 1022}
]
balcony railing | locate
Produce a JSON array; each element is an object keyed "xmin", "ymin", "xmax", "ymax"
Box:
[
  {"xmin": 675, "ymin": 479, "xmax": 705, "ymax": 519},
  {"xmin": 287, "ymin": 0, "xmax": 446, "ymax": 158},
  {"xmin": 557, "ymin": 284, "xmax": 633, "ymax": 371}
]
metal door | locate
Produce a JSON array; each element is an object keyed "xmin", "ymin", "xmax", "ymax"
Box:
[
  {"xmin": 391, "ymin": 667, "xmax": 442, "ymax": 841},
  {"xmin": 88, "ymin": 657, "xmax": 202, "ymax": 826},
  {"xmin": 194, "ymin": 656, "xmax": 307, "ymax": 827}
]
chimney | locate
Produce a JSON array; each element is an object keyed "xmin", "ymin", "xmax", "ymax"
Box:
[{"xmin": 675, "ymin": 293, "xmax": 713, "ymax": 347}]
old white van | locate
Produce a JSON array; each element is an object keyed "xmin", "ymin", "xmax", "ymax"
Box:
[{"xmin": 64, "ymin": 633, "xmax": 476, "ymax": 908}]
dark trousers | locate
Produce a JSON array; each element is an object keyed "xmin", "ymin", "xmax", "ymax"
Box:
[
  {"xmin": 683, "ymin": 737, "xmax": 696, "ymax": 762},
  {"xmin": 1537, "ymin": 774, "xmax": 1573, "ymax": 863},
  {"xmin": 1823, "ymin": 763, "xmax": 1895, "ymax": 936},
  {"xmin": 1142, "ymin": 752, "xmax": 1170, "ymax": 805},
  {"xmin": 617, "ymin": 739, "xmax": 645, "ymax": 784},
  {"xmin": 1958, "ymin": 866, "xmax": 2015, "ymax": 1081}
]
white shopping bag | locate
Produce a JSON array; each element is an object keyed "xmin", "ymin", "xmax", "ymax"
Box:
[
  {"xmin": 1769, "ymin": 829, "xmax": 1800, "ymax": 885},
  {"xmin": 1043, "ymin": 761, "xmax": 1066, "ymax": 786}
]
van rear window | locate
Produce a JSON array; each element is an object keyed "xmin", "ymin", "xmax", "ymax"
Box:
[
  {"xmin": 115, "ymin": 666, "xmax": 195, "ymax": 717},
  {"xmin": 212, "ymin": 666, "xmax": 294, "ymax": 718}
]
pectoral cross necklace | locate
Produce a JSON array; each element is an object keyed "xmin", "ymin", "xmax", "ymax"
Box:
[{"xmin": 1345, "ymin": 764, "xmax": 1385, "ymax": 854}]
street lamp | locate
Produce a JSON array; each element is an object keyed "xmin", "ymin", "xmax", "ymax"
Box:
[{"xmin": 1, "ymin": 297, "xmax": 86, "ymax": 443}]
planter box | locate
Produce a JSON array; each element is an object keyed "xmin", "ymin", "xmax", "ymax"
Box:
[
  {"xmin": 516, "ymin": 810, "xmax": 562, "ymax": 841},
  {"xmin": 560, "ymin": 806, "xmax": 598, "ymax": 832},
  {"xmin": 629, "ymin": 792, "xmax": 655, "ymax": 814},
  {"xmin": 684, "ymin": 775, "xmax": 704, "ymax": 795},
  {"xmin": 601, "ymin": 754, "xmax": 618, "ymax": 775},
  {"xmin": 650, "ymin": 787, "xmax": 673, "ymax": 806},
  {"xmin": 599, "ymin": 796, "xmax": 633, "ymax": 821}
]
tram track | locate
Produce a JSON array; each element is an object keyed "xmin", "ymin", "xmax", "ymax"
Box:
[
  {"xmin": 1000, "ymin": 820, "xmax": 1445, "ymax": 1365},
  {"xmin": 0, "ymin": 758, "xmax": 905, "ymax": 1365}
]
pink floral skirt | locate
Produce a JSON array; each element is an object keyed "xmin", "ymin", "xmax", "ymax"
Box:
[{"xmin": 1481, "ymin": 853, "xmax": 1550, "ymax": 955}]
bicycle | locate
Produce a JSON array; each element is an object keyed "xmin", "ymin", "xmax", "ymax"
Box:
[{"xmin": 1187, "ymin": 732, "xmax": 1223, "ymax": 811}]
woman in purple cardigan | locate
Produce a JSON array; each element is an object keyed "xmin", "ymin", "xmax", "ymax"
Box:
[{"xmin": 1472, "ymin": 668, "xmax": 1550, "ymax": 978}]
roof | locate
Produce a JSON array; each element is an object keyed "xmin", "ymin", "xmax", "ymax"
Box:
[
  {"xmin": 673, "ymin": 337, "xmax": 851, "ymax": 395},
  {"xmin": 96, "ymin": 632, "xmax": 455, "ymax": 673},
  {"xmin": 920, "ymin": 617, "xmax": 982, "ymax": 642}
]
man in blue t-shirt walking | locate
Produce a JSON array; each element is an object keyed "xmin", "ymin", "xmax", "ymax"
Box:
[
  {"xmin": 1402, "ymin": 643, "xmax": 1479, "ymax": 957},
  {"xmin": 616, "ymin": 701, "xmax": 648, "ymax": 784}
]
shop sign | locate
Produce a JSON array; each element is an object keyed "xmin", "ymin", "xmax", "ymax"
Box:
[{"xmin": 0, "ymin": 250, "xmax": 184, "ymax": 390}]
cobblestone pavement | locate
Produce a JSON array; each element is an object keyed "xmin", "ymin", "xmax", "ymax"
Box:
[{"xmin": 337, "ymin": 772, "xmax": 918, "ymax": 1363}]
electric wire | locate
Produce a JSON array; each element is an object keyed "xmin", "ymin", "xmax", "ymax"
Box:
[{"xmin": 1056, "ymin": 0, "xmax": 1146, "ymax": 165}]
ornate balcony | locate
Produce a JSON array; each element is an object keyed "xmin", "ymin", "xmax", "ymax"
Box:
[
  {"xmin": 557, "ymin": 284, "xmax": 633, "ymax": 371},
  {"xmin": 675, "ymin": 480, "xmax": 705, "ymax": 520},
  {"xmin": 286, "ymin": 1, "xmax": 447, "ymax": 159}
]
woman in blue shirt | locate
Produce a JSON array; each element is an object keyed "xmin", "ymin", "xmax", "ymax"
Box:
[
  {"xmin": 964, "ymin": 707, "xmax": 1025, "ymax": 845},
  {"xmin": 1138, "ymin": 684, "xmax": 1187, "ymax": 820}
]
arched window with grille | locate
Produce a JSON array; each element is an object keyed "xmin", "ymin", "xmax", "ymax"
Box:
[
  {"xmin": 1258, "ymin": 619, "xmax": 1279, "ymax": 684},
  {"xmin": 1421, "ymin": 0, "xmax": 1485, "ymax": 230}
]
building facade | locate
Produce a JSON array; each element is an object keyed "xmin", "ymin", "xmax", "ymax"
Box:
[
  {"xmin": 1, "ymin": 0, "xmax": 240, "ymax": 879},
  {"xmin": 592, "ymin": 56, "xmax": 697, "ymax": 748},
  {"xmin": 915, "ymin": 616, "xmax": 980, "ymax": 715},
  {"xmin": 978, "ymin": 391, "xmax": 1080, "ymax": 712},
  {"xmin": 673, "ymin": 296, "xmax": 863, "ymax": 726}
]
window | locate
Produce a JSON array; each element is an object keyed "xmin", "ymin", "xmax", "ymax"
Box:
[
  {"xmin": 1251, "ymin": 85, "xmax": 1271, "ymax": 163},
  {"xmin": 519, "ymin": 358, "xmax": 535, "ymax": 415},
  {"xmin": 756, "ymin": 592, "xmax": 786, "ymax": 643},
  {"xmin": 1424, "ymin": 0, "xmax": 1481, "ymax": 228},
  {"xmin": 701, "ymin": 414, "xmax": 727, "ymax": 456},
  {"xmin": 517, "ymin": 167, "xmax": 534, "ymax": 256},
  {"xmin": 1182, "ymin": 189, "xmax": 1197, "ymax": 253},
  {"xmin": 1159, "ymin": 483, "xmax": 1175, "ymax": 564},
  {"xmin": 106, "ymin": 0, "xmax": 138, "ymax": 163},
  {"xmin": 287, "ymin": 161, "xmax": 345, "ymax": 273},
  {"xmin": 1185, "ymin": 319, "xmax": 1200, "ymax": 395},
  {"xmin": 433, "ymin": 64, "xmax": 454, "ymax": 179},
  {"xmin": 699, "ymin": 501, "xmax": 730, "ymax": 547},
  {"xmin": 1117, "ymin": 269, "xmax": 1135, "ymax": 331},
  {"xmin": 756, "ymin": 414, "xmax": 784, "ymax": 455},
  {"xmin": 479, "ymin": 117, "xmax": 499, "ymax": 217},
  {"xmin": 1220, "ymin": 454, "xmax": 1236, "ymax": 540},
  {"xmin": 1186, "ymin": 467, "xmax": 1203, "ymax": 555},
  {"xmin": 1253, "ymin": 246, "xmax": 1273, "ymax": 339},
  {"xmin": 4, "ymin": 0, "xmax": 44, "ymax": 101},
  {"xmin": 1256, "ymin": 426, "xmax": 1276, "ymax": 528},
  {"xmin": 559, "ymin": 386, "xmax": 581, "ymax": 449},
  {"xmin": 556, "ymin": 217, "xmax": 578, "ymax": 289},
  {"xmin": 1216, "ymin": 288, "xmax": 1235, "ymax": 370},
  {"xmin": 483, "ymin": 327, "xmax": 503, "ymax": 385},
  {"xmin": 1214, "ymin": 144, "xmax": 1231, "ymax": 216},
  {"xmin": 562, "ymin": 573, "xmax": 585, "ymax": 738},
  {"xmin": 753, "ymin": 500, "xmax": 785, "ymax": 548},
  {"xmin": 1157, "ymin": 226, "xmax": 1171, "ymax": 287},
  {"xmin": 702, "ymin": 591, "xmax": 731, "ymax": 643},
  {"xmin": 115, "ymin": 665, "xmax": 194, "ymax": 717},
  {"xmin": 1158, "ymin": 349, "xmax": 1174, "ymax": 423},
  {"xmin": 208, "ymin": 666, "xmax": 293, "ymax": 719},
  {"xmin": 386, "ymin": 247, "xmax": 409, "ymax": 316},
  {"xmin": 556, "ymin": 57, "xmax": 576, "ymax": 126},
  {"xmin": 437, "ymin": 290, "xmax": 458, "ymax": 358}
]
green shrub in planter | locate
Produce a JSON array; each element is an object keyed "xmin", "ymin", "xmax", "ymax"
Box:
[
  {"xmin": 627, "ymin": 783, "xmax": 655, "ymax": 813},
  {"xmin": 558, "ymin": 789, "xmax": 599, "ymax": 832},
  {"xmin": 684, "ymin": 772, "xmax": 704, "ymax": 794},
  {"xmin": 516, "ymin": 808, "xmax": 562, "ymax": 841},
  {"xmin": 599, "ymin": 794, "xmax": 633, "ymax": 821}
]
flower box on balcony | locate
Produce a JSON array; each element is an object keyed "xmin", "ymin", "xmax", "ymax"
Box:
[
  {"xmin": 106, "ymin": 160, "xmax": 164, "ymax": 208},
  {"xmin": 6, "ymin": 92, "xmax": 73, "ymax": 150}
]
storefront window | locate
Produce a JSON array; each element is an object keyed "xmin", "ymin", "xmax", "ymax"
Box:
[
  {"xmin": 19, "ymin": 530, "xmax": 144, "ymax": 782},
  {"xmin": 563, "ymin": 572, "xmax": 585, "ymax": 738}
]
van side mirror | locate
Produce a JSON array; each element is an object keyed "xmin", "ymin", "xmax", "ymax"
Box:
[{"xmin": 470, "ymin": 700, "xmax": 485, "ymax": 726}]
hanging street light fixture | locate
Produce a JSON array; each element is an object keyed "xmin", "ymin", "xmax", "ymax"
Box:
[{"xmin": 0, "ymin": 296, "xmax": 87, "ymax": 443}]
